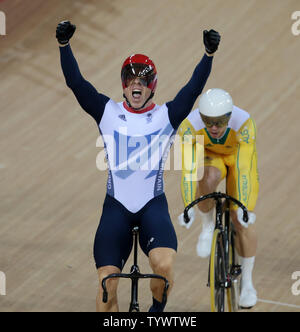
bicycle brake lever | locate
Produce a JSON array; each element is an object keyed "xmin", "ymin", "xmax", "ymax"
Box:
[
  {"xmin": 102, "ymin": 279, "xmax": 108, "ymax": 303},
  {"xmin": 162, "ymin": 281, "xmax": 169, "ymax": 304},
  {"xmin": 243, "ymin": 210, "xmax": 249, "ymax": 223},
  {"xmin": 102, "ymin": 290, "xmax": 108, "ymax": 303},
  {"xmin": 183, "ymin": 210, "xmax": 190, "ymax": 224}
]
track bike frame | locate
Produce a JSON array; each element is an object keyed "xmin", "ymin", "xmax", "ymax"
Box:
[
  {"xmin": 183, "ymin": 192, "xmax": 248, "ymax": 312},
  {"xmin": 101, "ymin": 226, "xmax": 169, "ymax": 312}
]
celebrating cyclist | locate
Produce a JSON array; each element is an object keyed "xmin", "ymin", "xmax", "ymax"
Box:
[
  {"xmin": 56, "ymin": 21, "xmax": 221, "ymax": 312},
  {"xmin": 178, "ymin": 88, "xmax": 259, "ymax": 308}
]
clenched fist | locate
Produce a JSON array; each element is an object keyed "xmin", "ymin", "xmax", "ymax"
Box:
[
  {"xmin": 56, "ymin": 21, "xmax": 76, "ymax": 45},
  {"xmin": 203, "ymin": 29, "xmax": 221, "ymax": 54}
]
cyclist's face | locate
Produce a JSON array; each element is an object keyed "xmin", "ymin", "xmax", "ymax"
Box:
[
  {"xmin": 200, "ymin": 112, "xmax": 231, "ymax": 139},
  {"xmin": 123, "ymin": 77, "xmax": 152, "ymax": 110},
  {"xmin": 206, "ymin": 125, "xmax": 227, "ymax": 138}
]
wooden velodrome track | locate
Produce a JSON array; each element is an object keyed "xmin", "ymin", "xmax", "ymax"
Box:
[{"xmin": 0, "ymin": 0, "xmax": 300, "ymax": 312}]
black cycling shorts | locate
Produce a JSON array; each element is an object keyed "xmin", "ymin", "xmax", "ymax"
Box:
[{"xmin": 93, "ymin": 193, "xmax": 177, "ymax": 270}]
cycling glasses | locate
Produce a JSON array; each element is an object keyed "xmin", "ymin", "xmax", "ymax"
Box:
[
  {"xmin": 200, "ymin": 112, "xmax": 232, "ymax": 128},
  {"xmin": 121, "ymin": 63, "xmax": 156, "ymax": 89}
]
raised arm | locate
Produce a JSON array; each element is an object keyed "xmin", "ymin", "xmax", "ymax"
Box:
[
  {"xmin": 167, "ymin": 29, "xmax": 221, "ymax": 129},
  {"xmin": 57, "ymin": 21, "xmax": 109, "ymax": 125}
]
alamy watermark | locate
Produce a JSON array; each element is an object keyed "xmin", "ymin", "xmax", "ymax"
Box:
[
  {"xmin": 0, "ymin": 271, "xmax": 6, "ymax": 296},
  {"xmin": 291, "ymin": 11, "xmax": 300, "ymax": 36},
  {"xmin": 291, "ymin": 271, "xmax": 300, "ymax": 296},
  {"xmin": 0, "ymin": 11, "xmax": 6, "ymax": 36},
  {"xmin": 96, "ymin": 132, "xmax": 205, "ymax": 181}
]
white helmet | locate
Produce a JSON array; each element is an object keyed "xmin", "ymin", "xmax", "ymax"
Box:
[{"xmin": 199, "ymin": 88, "xmax": 233, "ymax": 117}]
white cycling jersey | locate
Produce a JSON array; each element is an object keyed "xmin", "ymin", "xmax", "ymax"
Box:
[{"xmin": 99, "ymin": 101, "xmax": 176, "ymax": 212}]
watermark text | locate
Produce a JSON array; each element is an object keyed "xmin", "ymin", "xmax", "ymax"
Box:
[
  {"xmin": 291, "ymin": 11, "xmax": 300, "ymax": 36},
  {"xmin": 96, "ymin": 131, "xmax": 205, "ymax": 181},
  {"xmin": 291, "ymin": 271, "xmax": 300, "ymax": 296},
  {"xmin": 0, "ymin": 271, "xmax": 6, "ymax": 295},
  {"xmin": 0, "ymin": 11, "xmax": 6, "ymax": 35}
]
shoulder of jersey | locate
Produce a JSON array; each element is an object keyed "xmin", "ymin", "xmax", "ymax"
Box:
[
  {"xmin": 228, "ymin": 106, "xmax": 250, "ymax": 131},
  {"xmin": 186, "ymin": 108, "xmax": 205, "ymax": 131}
]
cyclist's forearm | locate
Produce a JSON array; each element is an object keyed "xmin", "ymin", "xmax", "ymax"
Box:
[
  {"xmin": 180, "ymin": 143, "xmax": 198, "ymax": 207},
  {"xmin": 167, "ymin": 54, "xmax": 213, "ymax": 129},
  {"xmin": 235, "ymin": 117, "xmax": 259, "ymax": 208},
  {"xmin": 59, "ymin": 43, "xmax": 84, "ymax": 88},
  {"xmin": 181, "ymin": 172, "xmax": 197, "ymax": 207},
  {"xmin": 236, "ymin": 142, "xmax": 258, "ymax": 209},
  {"xmin": 59, "ymin": 43, "xmax": 109, "ymax": 124},
  {"xmin": 178, "ymin": 120, "xmax": 199, "ymax": 206}
]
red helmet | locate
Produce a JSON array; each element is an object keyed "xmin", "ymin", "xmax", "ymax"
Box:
[{"xmin": 121, "ymin": 54, "xmax": 157, "ymax": 93}]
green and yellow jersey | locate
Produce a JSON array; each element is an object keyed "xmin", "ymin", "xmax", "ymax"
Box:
[{"xmin": 178, "ymin": 106, "xmax": 259, "ymax": 211}]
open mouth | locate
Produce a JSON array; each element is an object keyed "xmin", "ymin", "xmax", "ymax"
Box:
[
  {"xmin": 208, "ymin": 130, "xmax": 219, "ymax": 137},
  {"xmin": 132, "ymin": 89, "xmax": 142, "ymax": 100}
]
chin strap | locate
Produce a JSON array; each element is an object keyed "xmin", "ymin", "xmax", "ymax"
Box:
[{"xmin": 123, "ymin": 92, "xmax": 154, "ymax": 111}]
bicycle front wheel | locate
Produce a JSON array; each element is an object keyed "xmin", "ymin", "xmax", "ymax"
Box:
[
  {"xmin": 226, "ymin": 228, "xmax": 241, "ymax": 312},
  {"xmin": 209, "ymin": 229, "xmax": 226, "ymax": 312}
]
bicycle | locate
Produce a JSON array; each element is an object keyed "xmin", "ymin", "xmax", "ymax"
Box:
[
  {"xmin": 183, "ymin": 192, "xmax": 249, "ymax": 312},
  {"xmin": 101, "ymin": 226, "xmax": 169, "ymax": 312}
]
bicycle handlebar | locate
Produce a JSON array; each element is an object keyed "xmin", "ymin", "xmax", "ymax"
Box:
[
  {"xmin": 102, "ymin": 273, "xmax": 169, "ymax": 305},
  {"xmin": 183, "ymin": 192, "xmax": 249, "ymax": 224}
]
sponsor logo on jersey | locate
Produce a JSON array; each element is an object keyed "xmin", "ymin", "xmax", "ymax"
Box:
[
  {"xmin": 118, "ymin": 114, "xmax": 127, "ymax": 122},
  {"xmin": 241, "ymin": 174, "xmax": 248, "ymax": 203},
  {"xmin": 146, "ymin": 113, "xmax": 153, "ymax": 123},
  {"xmin": 240, "ymin": 128, "xmax": 250, "ymax": 144}
]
